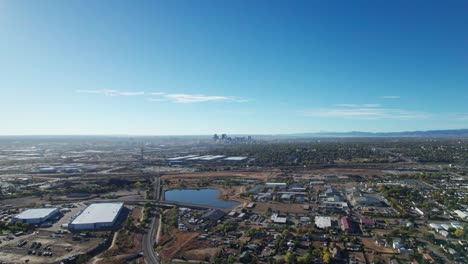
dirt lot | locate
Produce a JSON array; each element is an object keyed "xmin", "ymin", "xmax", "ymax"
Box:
[
  {"xmin": 178, "ymin": 246, "xmax": 221, "ymax": 262},
  {"xmin": 161, "ymin": 171, "xmax": 278, "ymax": 181},
  {"xmin": 361, "ymin": 238, "xmax": 395, "ymax": 254},
  {"xmin": 93, "ymin": 208, "xmax": 144, "ymax": 264},
  {"xmin": 0, "ymin": 230, "xmax": 105, "ymax": 264},
  {"xmin": 159, "ymin": 229, "xmax": 200, "ymax": 261},
  {"xmin": 0, "ymin": 196, "xmax": 50, "ymax": 209},
  {"xmin": 252, "ymin": 201, "xmax": 309, "ymax": 215}
]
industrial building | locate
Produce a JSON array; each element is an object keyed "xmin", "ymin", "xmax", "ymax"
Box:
[
  {"xmin": 13, "ymin": 208, "xmax": 59, "ymax": 224},
  {"xmin": 223, "ymin": 156, "xmax": 248, "ymax": 162},
  {"xmin": 200, "ymin": 209, "xmax": 225, "ymax": 222},
  {"xmin": 270, "ymin": 213, "xmax": 287, "ymax": 224},
  {"xmin": 68, "ymin": 202, "xmax": 124, "ymax": 231},
  {"xmin": 315, "ymin": 216, "xmax": 333, "ymax": 229}
]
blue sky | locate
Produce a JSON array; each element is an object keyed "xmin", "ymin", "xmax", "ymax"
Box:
[{"xmin": 1, "ymin": 0, "xmax": 467, "ymax": 135}]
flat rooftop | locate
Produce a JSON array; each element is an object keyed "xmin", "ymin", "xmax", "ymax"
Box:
[
  {"xmin": 224, "ymin": 156, "xmax": 247, "ymax": 161},
  {"xmin": 200, "ymin": 155, "xmax": 225, "ymax": 161},
  {"xmin": 15, "ymin": 208, "xmax": 57, "ymax": 219},
  {"xmin": 167, "ymin": 155, "xmax": 198, "ymax": 161},
  {"xmin": 315, "ymin": 216, "xmax": 332, "ymax": 228},
  {"xmin": 71, "ymin": 203, "xmax": 123, "ymax": 225}
]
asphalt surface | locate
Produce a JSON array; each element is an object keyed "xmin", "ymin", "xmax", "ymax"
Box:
[{"xmin": 143, "ymin": 216, "xmax": 160, "ymax": 264}]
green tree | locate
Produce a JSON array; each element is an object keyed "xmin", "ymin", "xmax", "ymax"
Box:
[
  {"xmin": 323, "ymin": 252, "xmax": 331, "ymax": 263},
  {"xmin": 134, "ymin": 181, "xmax": 143, "ymax": 189},
  {"xmin": 298, "ymin": 253, "xmax": 312, "ymax": 263},
  {"xmin": 285, "ymin": 252, "xmax": 296, "ymax": 263},
  {"xmin": 454, "ymin": 228, "xmax": 464, "ymax": 238}
]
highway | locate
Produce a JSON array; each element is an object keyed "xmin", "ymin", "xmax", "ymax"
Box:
[
  {"xmin": 143, "ymin": 215, "xmax": 160, "ymax": 264},
  {"xmin": 154, "ymin": 176, "xmax": 161, "ymax": 201},
  {"xmin": 143, "ymin": 175, "xmax": 161, "ymax": 264}
]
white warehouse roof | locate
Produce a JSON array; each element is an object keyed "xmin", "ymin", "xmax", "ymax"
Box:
[
  {"xmin": 315, "ymin": 216, "xmax": 333, "ymax": 229},
  {"xmin": 71, "ymin": 203, "xmax": 123, "ymax": 225},
  {"xmin": 224, "ymin": 156, "xmax": 247, "ymax": 161},
  {"xmin": 15, "ymin": 208, "xmax": 58, "ymax": 220}
]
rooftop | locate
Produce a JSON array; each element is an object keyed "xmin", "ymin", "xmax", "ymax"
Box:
[
  {"xmin": 15, "ymin": 208, "xmax": 57, "ymax": 220},
  {"xmin": 271, "ymin": 213, "xmax": 287, "ymax": 224},
  {"xmin": 315, "ymin": 216, "xmax": 332, "ymax": 229},
  {"xmin": 223, "ymin": 156, "xmax": 247, "ymax": 161},
  {"xmin": 71, "ymin": 203, "xmax": 123, "ymax": 225},
  {"xmin": 201, "ymin": 209, "xmax": 225, "ymax": 221}
]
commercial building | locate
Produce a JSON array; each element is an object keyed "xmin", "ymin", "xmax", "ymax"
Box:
[
  {"xmin": 429, "ymin": 223, "xmax": 442, "ymax": 231},
  {"xmin": 68, "ymin": 202, "xmax": 124, "ymax": 231},
  {"xmin": 201, "ymin": 209, "xmax": 225, "ymax": 222},
  {"xmin": 315, "ymin": 216, "xmax": 332, "ymax": 229},
  {"xmin": 223, "ymin": 156, "xmax": 248, "ymax": 162},
  {"xmin": 199, "ymin": 155, "xmax": 225, "ymax": 161},
  {"xmin": 246, "ymin": 202, "xmax": 256, "ymax": 208},
  {"xmin": 454, "ymin": 210, "xmax": 468, "ymax": 219},
  {"xmin": 271, "ymin": 213, "xmax": 287, "ymax": 224},
  {"xmin": 341, "ymin": 216, "xmax": 358, "ymax": 233},
  {"xmin": 350, "ymin": 193, "xmax": 383, "ymax": 206},
  {"xmin": 415, "ymin": 207, "xmax": 425, "ymax": 216},
  {"xmin": 13, "ymin": 208, "xmax": 59, "ymax": 224},
  {"xmin": 360, "ymin": 218, "xmax": 376, "ymax": 227},
  {"xmin": 38, "ymin": 167, "xmax": 57, "ymax": 173},
  {"xmin": 265, "ymin": 182, "xmax": 287, "ymax": 189}
]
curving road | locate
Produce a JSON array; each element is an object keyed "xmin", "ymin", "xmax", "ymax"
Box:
[{"xmin": 143, "ymin": 216, "xmax": 160, "ymax": 264}]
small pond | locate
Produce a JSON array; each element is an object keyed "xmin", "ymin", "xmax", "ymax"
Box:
[{"xmin": 165, "ymin": 189, "xmax": 239, "ymax": 208}]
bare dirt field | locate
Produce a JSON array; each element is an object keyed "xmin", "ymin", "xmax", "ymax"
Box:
[
  {"xmin": 162, "ymin": 170, "xmax": 279, "ymax": 181},
  {"xmin": 93, "ymin": 208, "xmax": 143, "ymax": 264},
  {"xmin": 178, "ymin": 246, "xmax": 221, "ymax": 262},
  {"xmin": 0, "ymin": 230, "xmax": 105, "ymax": 264},
  {"xmin": 252, "ymin": 201, "xmax": 308, "ymax": 215},
  {"xmin": 159, "ymin": 229, "xmax": 199, "ymax": 261},
  {"xmin": 361, "ymin": 238, "xmax": 395, "ymax": 254}
]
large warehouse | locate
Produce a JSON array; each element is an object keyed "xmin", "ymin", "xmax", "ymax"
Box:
[
  {"xmin": 68, "ymin": 202, "xmax": 124, "ymax": 231},
  {"xmin": 13, "ymin": 208, "xmax": 59, "ymax": 224}
]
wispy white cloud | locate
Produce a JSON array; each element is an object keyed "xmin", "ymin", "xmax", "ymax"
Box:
[
  {"xmin": 147, "ymin": 98, "xmax": 167, "ymax": 102},
  {"xmin": 303, "ymin": 105, "xmax": 429, "ymax": 120},
  {"xmin": 78, "ymin": 90, "xmax": 249, "ymax": 104},
  {"xmin": 119, "ymin": 91, "xmax": 145, "ymax": 96},
  {"xmin": 76, "ymin": 89, "xmax": 144, "ymax": 96},
  {"xmin": 335, "ymin": 104, "xmax": 381, "ymax": 108},
  {"xmin": 379, "ymin": 95, "xmax": 400, "ymax": 99},
  {"xmin": 151, "ymin": 93, "xmax": 249, "ymax": 104}
]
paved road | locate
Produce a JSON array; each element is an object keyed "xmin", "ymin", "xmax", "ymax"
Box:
[
  {"xmin": 154, "ymin": 176, "xmax": 161, "ymax": 201},
  {"xmin": 143, "ymin": 216, "xmax": 160, "ymax": 264}
]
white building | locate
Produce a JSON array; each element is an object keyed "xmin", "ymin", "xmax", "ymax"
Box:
[
  {"xmin": 429, "ymin": 223, "xmax": 442, "ymax": 231},
  {"xmin": 454, "ymin": 210, "xmax": 468, "ymax": 219},
  {"xmin": 439, "ymin": 230, "xmax": 450, "ymax": 238},
  {"xmin": 68, "ymin": 203, "xmax": 124, "ymax": 231},
  {"xmin": 441, "ymin": 224, "xmax": 451, "ymax": 231},
  {"xmin": 315, "ymin": 216, "xmax": 332, "ymax": 229},
  {"xmin": 271, "ymin": 213, "xmax": 287, "ymax": 224},
  {"xmin": 392, "ymin": 238, "xmax": 404, "ymax": 249},
  {"xmin": 223, "ymin": 156, "xmax": 248, "ymax": 162},
  {"xmin": 13, "ymin": 208, "xmax": 59, "ymax": 224}
]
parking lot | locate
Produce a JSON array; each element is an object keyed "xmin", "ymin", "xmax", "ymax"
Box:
[{"xmin": 40, "ymin": 203, "xmax": 86, "ymax": 233}]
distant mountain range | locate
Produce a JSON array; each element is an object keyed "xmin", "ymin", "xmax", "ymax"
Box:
[{"xmin": 281, "ymin": 129, "xmax": 468, "ymax": 138}]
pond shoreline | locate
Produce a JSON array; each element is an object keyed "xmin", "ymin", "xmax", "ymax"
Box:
[{"xmin": 164, "ymin": 188, "xmax": 242, "ymax": 209}]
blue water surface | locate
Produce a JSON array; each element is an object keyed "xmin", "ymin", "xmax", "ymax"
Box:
[{"xmin": 165, "ymin": 189, "xmax": 239, "ymax": 208}]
